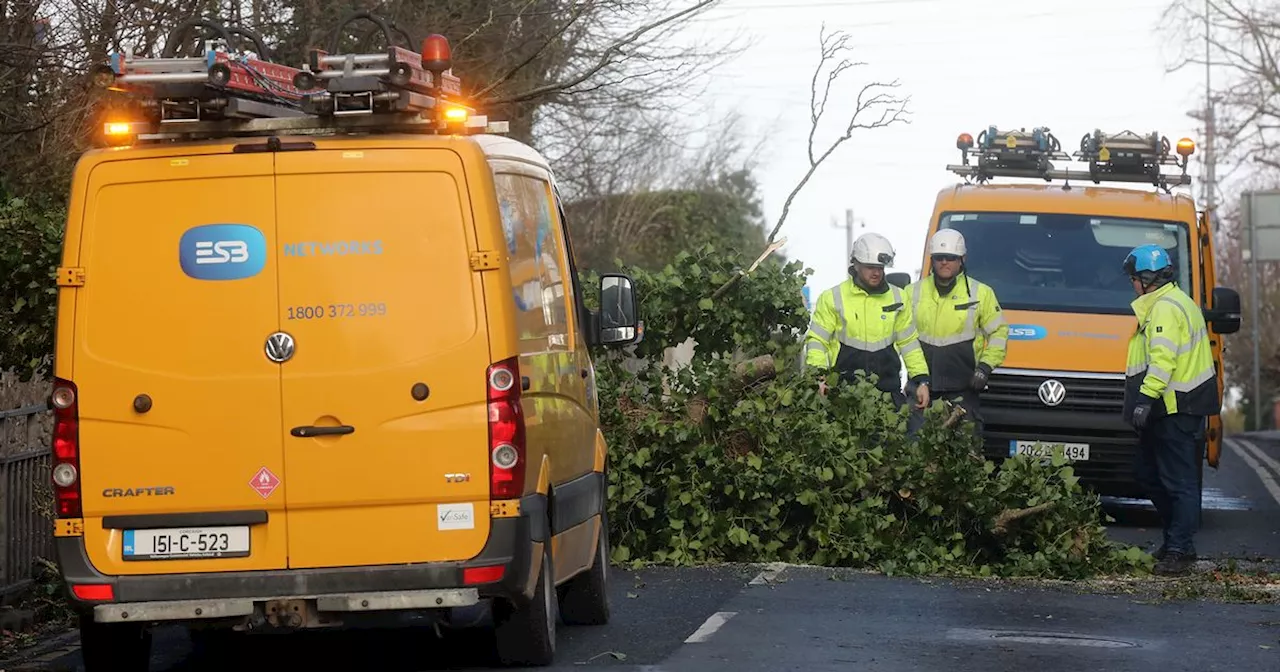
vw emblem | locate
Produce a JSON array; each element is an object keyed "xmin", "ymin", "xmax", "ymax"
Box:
[
  {"xmin": 265, "ymin": 332, "xmax": 295, "ymax": 363},
  {"xmin": 1038, "ymin": 379, "xmax": 1066, "ymax": 407}
]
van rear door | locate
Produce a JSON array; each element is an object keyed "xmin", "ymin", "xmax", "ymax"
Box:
[
  {"xmin": 273, "ymin": 147, "xmax": 492, "ymax": 569},
  {"xmin": 73, "ymin": 152, "xmax": 288, "ymax": 576}
]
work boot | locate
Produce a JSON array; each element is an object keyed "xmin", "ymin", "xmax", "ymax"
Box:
[
  {"xmin": 1152, "ymin": 545, "xmax": 1166, "ymax": 560},
  {"xmin": 1154, "ymin": 551, "xmax": 1196, "ymax": 576}
]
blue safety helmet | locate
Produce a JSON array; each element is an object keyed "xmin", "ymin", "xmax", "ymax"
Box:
[{"xmin": 1122, "ymin": 244, "xmax": 1175, "ymax": 286}]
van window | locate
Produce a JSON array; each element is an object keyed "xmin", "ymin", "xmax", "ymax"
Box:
[
  {"xmin": 939, "ymin": 211, "xmax": 1192, "ymax": 315},
  {"xmin": 495, "ymin": 172, "xmax": 572, "ymax": 350}
]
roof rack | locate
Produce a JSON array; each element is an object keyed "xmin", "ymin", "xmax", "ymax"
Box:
[
  {"xmin": 946, "ymin": 125, "xmax": 1195, "ymax": 192},
  {"xmin": 89, "ymin": 11, "xmax": 508, "ymax": 146},
  {"xmin": 91, "ymin": 18, "xmax": 315, "ymax": 123}
]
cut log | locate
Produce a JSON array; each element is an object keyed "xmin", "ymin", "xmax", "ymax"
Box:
[
  {"xmin": 992, "ymin": 502, "xmax": 1055, "ymax": 535},
  {"xmin": 732, "ymin": 355, "xmax": 777, "ymax": 389}
]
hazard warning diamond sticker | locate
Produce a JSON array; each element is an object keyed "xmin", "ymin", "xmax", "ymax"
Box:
[{"xmin": 249, "ymin": 466, "xmax": 281, "ymax": 499}]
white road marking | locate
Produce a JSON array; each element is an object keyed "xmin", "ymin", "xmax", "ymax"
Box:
[
  {"xmin": 749, "ymin": 562, "xmax": 787, "ymax": 585},
  {"xmin": 685, "ymin": 611, "xmax": 737, "ymax": 643},
  {"xmin": 1226, "ymin": 437, "xmax": 1280, "ymax": 508}
]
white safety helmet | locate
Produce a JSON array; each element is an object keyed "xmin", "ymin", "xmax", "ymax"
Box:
[
  {"xmin": 849, "ymin": 232, "xmax": 896, "ymax": 268},
  {"xmin": 927, "ymin": 229, "xmax": 967, "ymax": 257}
]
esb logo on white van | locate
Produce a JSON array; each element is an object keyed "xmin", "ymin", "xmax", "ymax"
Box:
[{"xmin": 179, "ymin": 224, "xmax": 266, "ymax": 280}]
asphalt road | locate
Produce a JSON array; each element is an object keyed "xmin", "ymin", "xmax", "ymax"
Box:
[
  {"xmin": 1103, "ymin": 432, "xmax": 1280, "ymax": 560},
  {"xmin": 5, "ymin": 431, "xmax": 1279, "ymax": 672}
]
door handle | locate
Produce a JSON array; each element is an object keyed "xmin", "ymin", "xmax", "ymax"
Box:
[{"xmin": 291, "ymin": 425, "xmax": 355, "ymax": 438}]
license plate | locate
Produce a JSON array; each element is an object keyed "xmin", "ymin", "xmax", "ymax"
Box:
[
  {"xmin": 1009, "ymin": 440, "xmax": 1090, "ymax": 461},
  {"xmin": 122, "ymin": 526, "xmax": 250, "ymax": 561}
]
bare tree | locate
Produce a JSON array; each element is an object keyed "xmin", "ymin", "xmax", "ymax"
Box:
[
  {"xmin": 709, "ymin": 24, "xmax": 910, "ymax": 300},
  {"xmin": 1159, "ymin": 0, "xmax": 1280, "ymax": 425},
  {"xmin": 1161, "ymin": 0, "xmax": 1280, "ymax": 171},
  {"xmin": 1203, "ymin": 195, "xmax": 1280, "ymax": 425},
  {"xmin": 561, "ymin": 105, "xmax": 768, "ymax": 270},
  {"xmin": 1, "ymin": 0, "xmax": 741, "ymax": 198}
]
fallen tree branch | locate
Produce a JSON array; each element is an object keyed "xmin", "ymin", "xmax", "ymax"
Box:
[
  {"xmin": 992, "ymin": 502, "xmax": 1055, "ymax": 536},
  {"xmin": 942, "ymin": 404, "xmax": 968, "ymax": 429},
  {"xmin": 732, "ymin": 355, "xmax": 777, "ymax": 389},
  {"xmin": 705, "ymin": 23, "xmax": 909, "ymax": 302}
]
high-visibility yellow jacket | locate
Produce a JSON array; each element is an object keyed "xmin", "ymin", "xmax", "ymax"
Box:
[
  {"xmin": 804, "ymin": 278, "xmax": 929, "ymax": 394},
  {"xmin": 906, "ymin": 273, "xmax": 1008, "ymax": 393},
  {"xmin": 1123, "ymin": 282, "xmax": 1220, "ymax": 421}
]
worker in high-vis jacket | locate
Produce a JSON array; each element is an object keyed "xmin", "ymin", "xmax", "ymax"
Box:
[
  {"xmin": 1122, "ymin": 244, "xmax": 1219, "ymax": 577},
  {"xmin": 804, "ymin": 232, "xmax": 931, "ymax": 417},
  {"xmin": 906, "ymin": 229, "xmax": 1007, "ymax": 434}
]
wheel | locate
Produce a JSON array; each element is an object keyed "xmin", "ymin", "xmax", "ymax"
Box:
[
  {"xmin": 558, "ymin": 512, "xmax": 611, "ymax": 626},
  {"xmin": 79, "ymin": 613, "xmax": 152, "ymax": 672},
  {"xmin": 494, "ymin": 531, "xmax": 557, "ymax": 666}
]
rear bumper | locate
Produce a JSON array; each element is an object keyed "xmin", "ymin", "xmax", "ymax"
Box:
[
  {"xmin": 982, "ymin": 406, "xmax": 1146, "ymax": 498},
  {"xmin": 58, "ymin": 494, "xmax": 544, "ymax": 622}
]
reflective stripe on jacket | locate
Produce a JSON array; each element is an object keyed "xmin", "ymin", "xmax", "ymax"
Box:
[
  {"xmin": 1123, "ymin": 283, "xmax": 1220, "ymax": 421},
  {"xmin": 804, "ymin": 278, "xmax": 929, "ymax": 394},
  {"xmin": 907, "ymin": 273, "xmax": 1008, "ymax": 393}
]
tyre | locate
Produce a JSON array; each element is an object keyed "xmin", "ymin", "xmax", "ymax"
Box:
[
  {"xmin": 79, "ymin": 613, "xmax": 152, "ymax": 672},
  {"xmin": 494, "ymin": 532, "xmax": 557, "ymax": 666},
  {"xmin": 558, "ymin": 513, "xmax": 611, "ymax": 626}
]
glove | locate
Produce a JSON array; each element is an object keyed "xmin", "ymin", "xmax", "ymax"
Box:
[
  {"xmin": 970, "ymin": 364, "xmax": 991, "ymax": 391},
  {"xmin": 1131, "ymin": 401, "xmax": 1153, "ymax": 430}
]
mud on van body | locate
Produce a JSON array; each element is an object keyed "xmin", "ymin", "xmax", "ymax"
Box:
[{"xmin": 49, "ymin": 131, "xmax": 639, "ymax": 669}]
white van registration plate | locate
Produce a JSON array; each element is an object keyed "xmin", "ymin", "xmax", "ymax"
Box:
[
  {"xmin": 122, "ymin": 526, "xmax": 250, "ymax": 561},
  {"xmin": 1009, "ymin": 440, "xmax": 1090, "ymax": 461}
]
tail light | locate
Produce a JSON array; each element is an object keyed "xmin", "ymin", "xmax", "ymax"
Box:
[
  {"xmin": 487, "ymin": 357, "xmax": 526, "ymax": 499},
  {"xmin": 50, "ymin": 378, "xmax": 82, "ymax": 518}
]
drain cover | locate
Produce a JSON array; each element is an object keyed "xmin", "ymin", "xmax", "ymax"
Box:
[
  {"xmin": 990, "ymin": 632, "xmax": 1138, "ymax": 648},
  {"xmin": 947, "ymin": 628, "xmax": 1141, "ymax": 649}
]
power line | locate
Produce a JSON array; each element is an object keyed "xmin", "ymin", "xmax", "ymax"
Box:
[{"xmin": 704, "ymin": 0, "xmax": 1167, "ymax": 11}]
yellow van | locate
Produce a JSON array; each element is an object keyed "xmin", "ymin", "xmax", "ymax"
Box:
[
  {"xmin": 915, "ymin": 126, "xmax": 1241, "ymax": 502},
  {"xmin": 49, "ymin": 24, "xmax": 638, "ymax": 670}
]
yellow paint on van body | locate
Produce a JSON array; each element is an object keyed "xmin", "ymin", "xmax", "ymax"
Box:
[{"xmin": 55, "ymin": 132, "xmax": 608, "ymax": 585}]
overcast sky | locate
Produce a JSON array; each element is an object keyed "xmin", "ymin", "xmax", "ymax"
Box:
[{"xmin": 677, "ymin": 0, "xmax": 1208, "ymax": 297}]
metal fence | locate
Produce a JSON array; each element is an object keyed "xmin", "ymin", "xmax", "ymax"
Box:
[{"xmin": 0, "ymin": 404, "xmax": 54, "ymax": 601}]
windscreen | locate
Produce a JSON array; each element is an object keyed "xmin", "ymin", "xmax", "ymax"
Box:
[{"xmin": 939, "ymin": 211, "xmax": 1192, "ymax": 314}]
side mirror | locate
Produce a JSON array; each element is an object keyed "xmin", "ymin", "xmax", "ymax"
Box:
[
  {"xmin": 886, "ymin": 272, "xmax": 911, "ymax": 289},
  {"xmin": 598, "ymin": 273, "xmax": 640, "ymax": 346},
  {"xmin": 1205, "ymin": 286, "xmax": 1242, "ymax": 334}
]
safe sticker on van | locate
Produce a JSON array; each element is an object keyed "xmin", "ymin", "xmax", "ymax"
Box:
[
  {"xmin": 179, "ymin": 224, "xmax": 267, "ymax": 281},
  {"xmin": 437, "ymin": 503, "xmax": 475, "ymax": 531}
]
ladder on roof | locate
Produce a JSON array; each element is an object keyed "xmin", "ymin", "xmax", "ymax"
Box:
[
  {"xmin": 89, "ymin": 11, "xmax": 507, "ymax": 144},
  {"xmin": 946, "ymin": 126, "xmax": 1194, "ymax": 192}
]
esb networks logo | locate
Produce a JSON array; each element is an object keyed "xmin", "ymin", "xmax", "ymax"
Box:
[{"xmin": 179, "ymin": 224, "xmax": 267, "ymax": 280}]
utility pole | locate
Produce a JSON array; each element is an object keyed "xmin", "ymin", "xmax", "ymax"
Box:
[
  {"xmin": 1204, "ymin": 0, "xmax": 1217, "ymax": 214},
  {"xmin": 831, "ymin": 209, "xmax": 855, "ymax": 265}
]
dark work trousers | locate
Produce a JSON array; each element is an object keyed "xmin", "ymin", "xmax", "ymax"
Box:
[
  {"xmin": 898, "ymin": 386, "xmax": 927, "ymax": 437},
  {"xmin": 1133, "ymin": 412, "xmax": 1205, "ymax": 556}
]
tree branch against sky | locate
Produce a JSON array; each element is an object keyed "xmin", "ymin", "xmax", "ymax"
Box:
[
  {"xmin": 709, "ymin": 24, "xmax": 911, "ymax": 300},
  {"xmin": 767, "ymin": 25, "xmax": 909, "ymax": 245}
]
